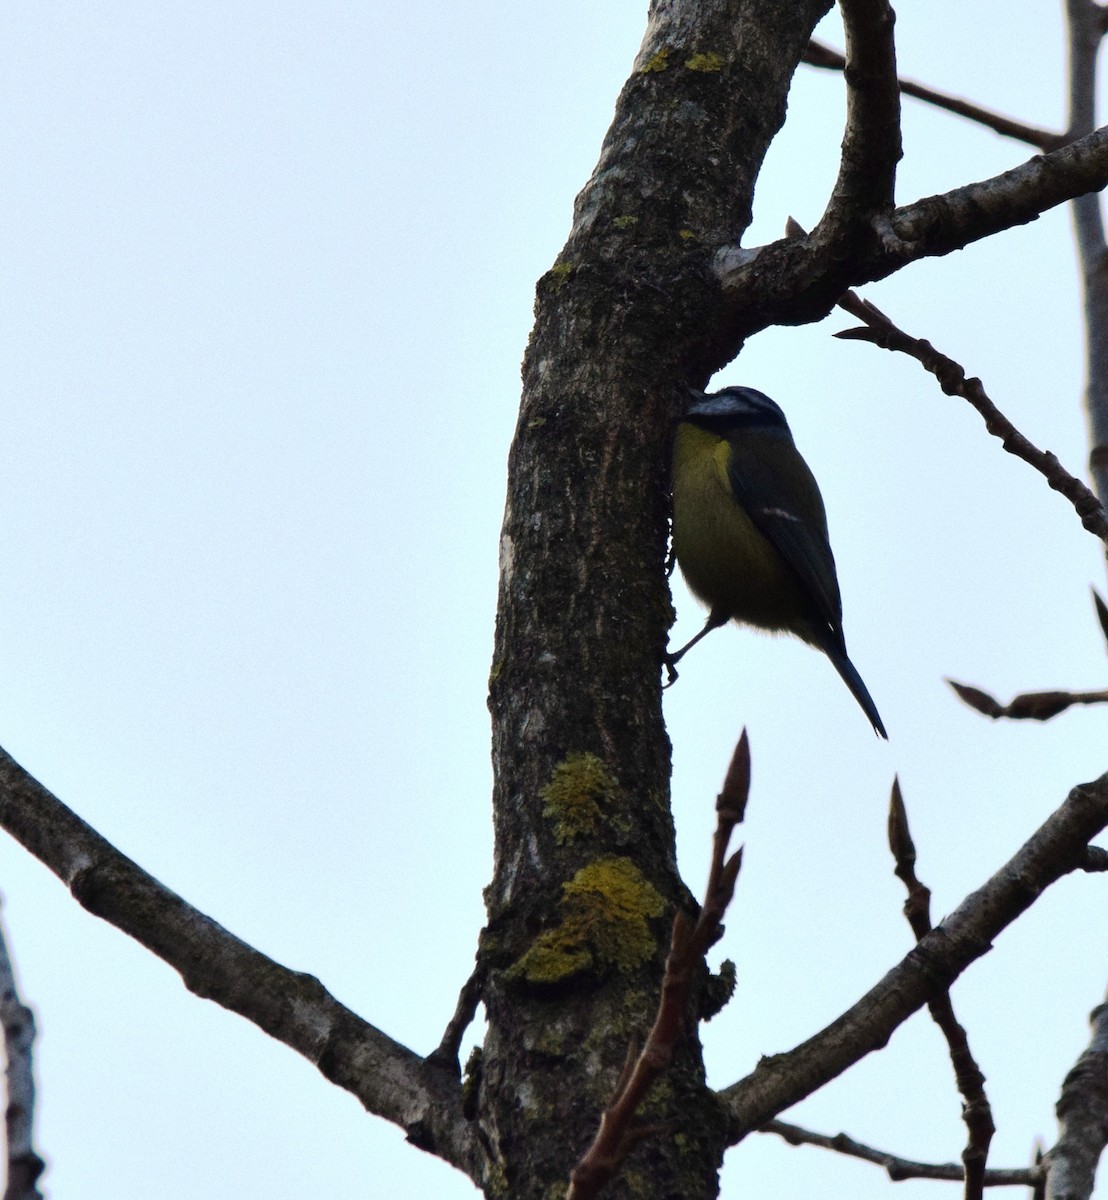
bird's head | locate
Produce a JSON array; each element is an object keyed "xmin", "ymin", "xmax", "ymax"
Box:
[{"xmin": 684, "ymin": 386, "xmax": 791, "ymax": 435}]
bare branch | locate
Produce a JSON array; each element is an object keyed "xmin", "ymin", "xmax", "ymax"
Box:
[
  {"xmin": 880, "ymin": 127, "xmax": 1108, "ymax": 256},
  {"xmin": 833, "ymin": 291, "xmax": 1108, "ymax": 546},
  {"xmin": 1063, "ymin": 0, "xmax": 1108, "ymax": 505},
  {"xmin": 763, "ymin": 1119, "xmax": 1039, "ymax": 1188},
  {"xmin": 1033, "ymin": 1144, "xmax": 1049, "ymax": 1200},
  {"xmin": 1066, "ymin": 0, "xmax": 1104, "ymax": 150},
  {"xmin": 948, "ymin": 680, "xmax": 1108, "ymax": 722},
  {"xmin": 567, "ymin": 733, "xmax": 750, "ymax": 1200},
  {"xmin": 1045, "ymin": 991, "xmax": 1108, "ymax": 1200},
  {"xmin": 1094, "ymin": 589, "xmax": 1108, "ymax": 648},
  {"xmin": 721, "ymin": 772, "xmax": 1108, "ymax": 1142},
  {"xmin": 0, "ymin": 744, "xmax": 480, "ymax": 1181},
  {"xmin": 820, "ymin": 0, "xmax": 901, "ymax": 234},
  {"xmin": 947, "ymin": 589, "xmax": 1108, "ymax": 723},
  {"xmin": 714, "ymin": 126, "xmax": 1108, "ymax": 349},
  {"xmin": 803, "ymin": 39, "xmax": 1065, "ymax": 150},
  {"xmin": 425, "ymin": 964, "xmax": 486, "ymax": 1077},
  {"xmin": 0, "ymin": 908, "xmax": 45, "ymax": 1200},
  {"xmin": 888, "ymin": 781, "xmax": 993, "ymax": 1200}
]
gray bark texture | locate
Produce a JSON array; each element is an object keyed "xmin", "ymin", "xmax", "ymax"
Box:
[
  {"xmin": 1046, "ymin": 992, "xmax": 1108, "ymax": 1200},
  {"xmin": 481, "ymin": 5, "xmax": 834, "ymax": 1195},
  {"xmin": 1066, "ymin": 0, "xmax": 1108, "ymax": 517}
]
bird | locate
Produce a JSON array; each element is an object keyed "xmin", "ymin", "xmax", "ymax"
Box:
[{"xmin": 666, "ymin": 385, "xmax": 887, "ymax": 738}]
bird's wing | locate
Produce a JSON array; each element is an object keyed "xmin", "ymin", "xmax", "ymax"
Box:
[{"xmin": 726, "ymin": 443, "xmax": 845, "ymax": 642}]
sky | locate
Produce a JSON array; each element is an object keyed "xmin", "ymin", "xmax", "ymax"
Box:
[{"xmin": 0, "ymin": 2, "xmax": 1105, "ymax": 1197}]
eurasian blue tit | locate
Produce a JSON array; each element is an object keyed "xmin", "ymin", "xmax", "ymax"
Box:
[{"xmin": 667, "ymin": 386, "xmax": 887, "ymax": 739}]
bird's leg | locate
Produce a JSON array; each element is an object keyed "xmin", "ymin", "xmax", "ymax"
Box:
[{"xmin": 662, "ymin": 611, "xmax": 728, "ymax": 687}]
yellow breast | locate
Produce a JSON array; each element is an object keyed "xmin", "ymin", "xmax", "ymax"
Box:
[{"xmin": 671, "ymin": 424, "xmax": 811, "ymax": 634}]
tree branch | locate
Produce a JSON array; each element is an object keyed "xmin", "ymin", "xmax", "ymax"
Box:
[
  {"xmin": 763, "ymin": 1119, "xmax": 1039, "ymax": 1188},
  {"xmin": 1095, "ymin": 589, "xmax": 1108, "ymax": 645},
  {"xmin": 1063, "ymin": 0, "xmax": 1108, "ymax": 507},
  {"xmin": 888, "ymin": 781, "xmax": 993, "ymax": 1200},
  {"xmin": 720, "ymin": 772, "xmax": 1108, "ymax": 1142},
  {"xmin": 1066, "ymin": 0, "xmax": 1104, "ymax": 158},
  {"xmin": 426, "ymin": 963, "xmax": 486, "ymax": 1076},
  {"xmin": 948, "ymin": 681, "xmax": 1108, "ymax": 722},
  {"xmin": 713, "ymin": 125, "xmax": 1108, "ymax": 352},
  {"xmin": 1045, "ymin": 991, "xmax": 1108, "ymax": 1200},
  {"xmin": 832, "ymin": 290, "xmax": 1108, "ymax": 546},
  {"xmin": 819, "ymin": 0, "xmax": 901, "ymax": 236},
  {"xmin": 0, "ymin": 744, "xmax": 480, "ymax": 1181},
  {"xmin": 0, "ymin": 908, "xmax": 45, "ymax": 1200},
  {"xmin": 879, "ymin": 127, "xmax": 1108, "ymax": 263},
  {"xmin": 803, "ymin": 39, "xmax": 1065, "ymax": 150}
]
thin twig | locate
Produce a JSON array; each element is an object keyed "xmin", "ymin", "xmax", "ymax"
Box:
[
  {"xmin": 1094, "ymin": 589, "xmax": 1108, "ymax": 648},
  {"xmin": 947, "ymin": 587, "xmax": 1108, "ymax": 724},
  {"xmin": 948, "ymin": 680, "xmax": 1108, "ymax": 722},
  {"xmin": 722, "ymin": 773, "xmax": 1108, "ymax": 1142},
  {"xmin": 889, "ymin": 780, "xmax": 994, "ymax": 1200},
  {"xmin": 763, "ymin": 1119, "xmax": 1038, "ymax": 1187},
  {"xmin": 1031, "ymin": 1144, "xmax": 1047, "ymax": 1200},
  {"xmin": 803, "ymin": 40, "xmax": 1064, "ymax": 150},
  {"xmin": 425, "ymin": 964, "xmax": 486, "ymax": 1076},
  {"xmin": 833, "ymin": 290, "xmax": 1108, "ymax": 546},
  {"xmin": 566, "ymin": 732, "xmax": 750, "ymax": 1200},
  {"xmin": 0, "ymin": 906, "xmax": 45, "ymax": 1200}
]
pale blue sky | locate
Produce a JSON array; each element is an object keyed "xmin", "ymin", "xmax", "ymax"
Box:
[{"xmin": 0, "ymin": 3, "xmax": 1104, "ymax": 1197}]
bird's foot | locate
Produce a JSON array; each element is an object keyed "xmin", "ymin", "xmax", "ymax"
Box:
[{"xmin": 662, "ymin": 657, "xmax": 680, "ymax": 689}]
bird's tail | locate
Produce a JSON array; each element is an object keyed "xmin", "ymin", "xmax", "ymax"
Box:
[{"xmin": 825, "ymin": 645, "xmax": 888, "ymax": 739}]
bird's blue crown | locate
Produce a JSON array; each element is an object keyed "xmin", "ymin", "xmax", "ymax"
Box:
[{"xmin": 686, "ymin": 386, "xmax": 789, "ymax": 430}]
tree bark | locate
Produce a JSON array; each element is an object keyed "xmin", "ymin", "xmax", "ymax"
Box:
[
  {"xmin": 480, "ymin": 4, "xmax": 832, "ymax": 1196},
  {"xmin": 1065, "ymin": 0, "xmax": 1108, "ymax": 510}
]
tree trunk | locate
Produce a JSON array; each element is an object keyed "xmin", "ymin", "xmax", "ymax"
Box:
[{"xmin": 478, "ymin": 4, "xmax": 832, "ymax": 1195}]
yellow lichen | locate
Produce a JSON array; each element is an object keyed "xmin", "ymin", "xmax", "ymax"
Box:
[
  {"xmin": 547, "ymin": 262, "xmax": 575, "ymax": 287},
  {"xmin": 613, "ymin": 215, "xmax": 639, "ymax": 229},
  {"xmin": 508, "ymin": 926, "xmax": 593, "ymax": 984},
  {"xmin": 507, "ymin": 856, "xmax": 665, "ymax": 985},
  {"xmin": 541, "ymin": 752, "xmax": 617, "ymax": 843},
  {"xmin": 685, "ymin": 52, "xmax": 724, "ymax": 72},
  {"xmin": 639, "ymin": 47, "xmax": 670, "ymax": 73},
  {"xmin": 564, "ymin": 857, "xmax": 665, "ymax": 971},
  {"xmin": 678, "ymin": 228, "xmax": 697, "ymax": 241}
]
